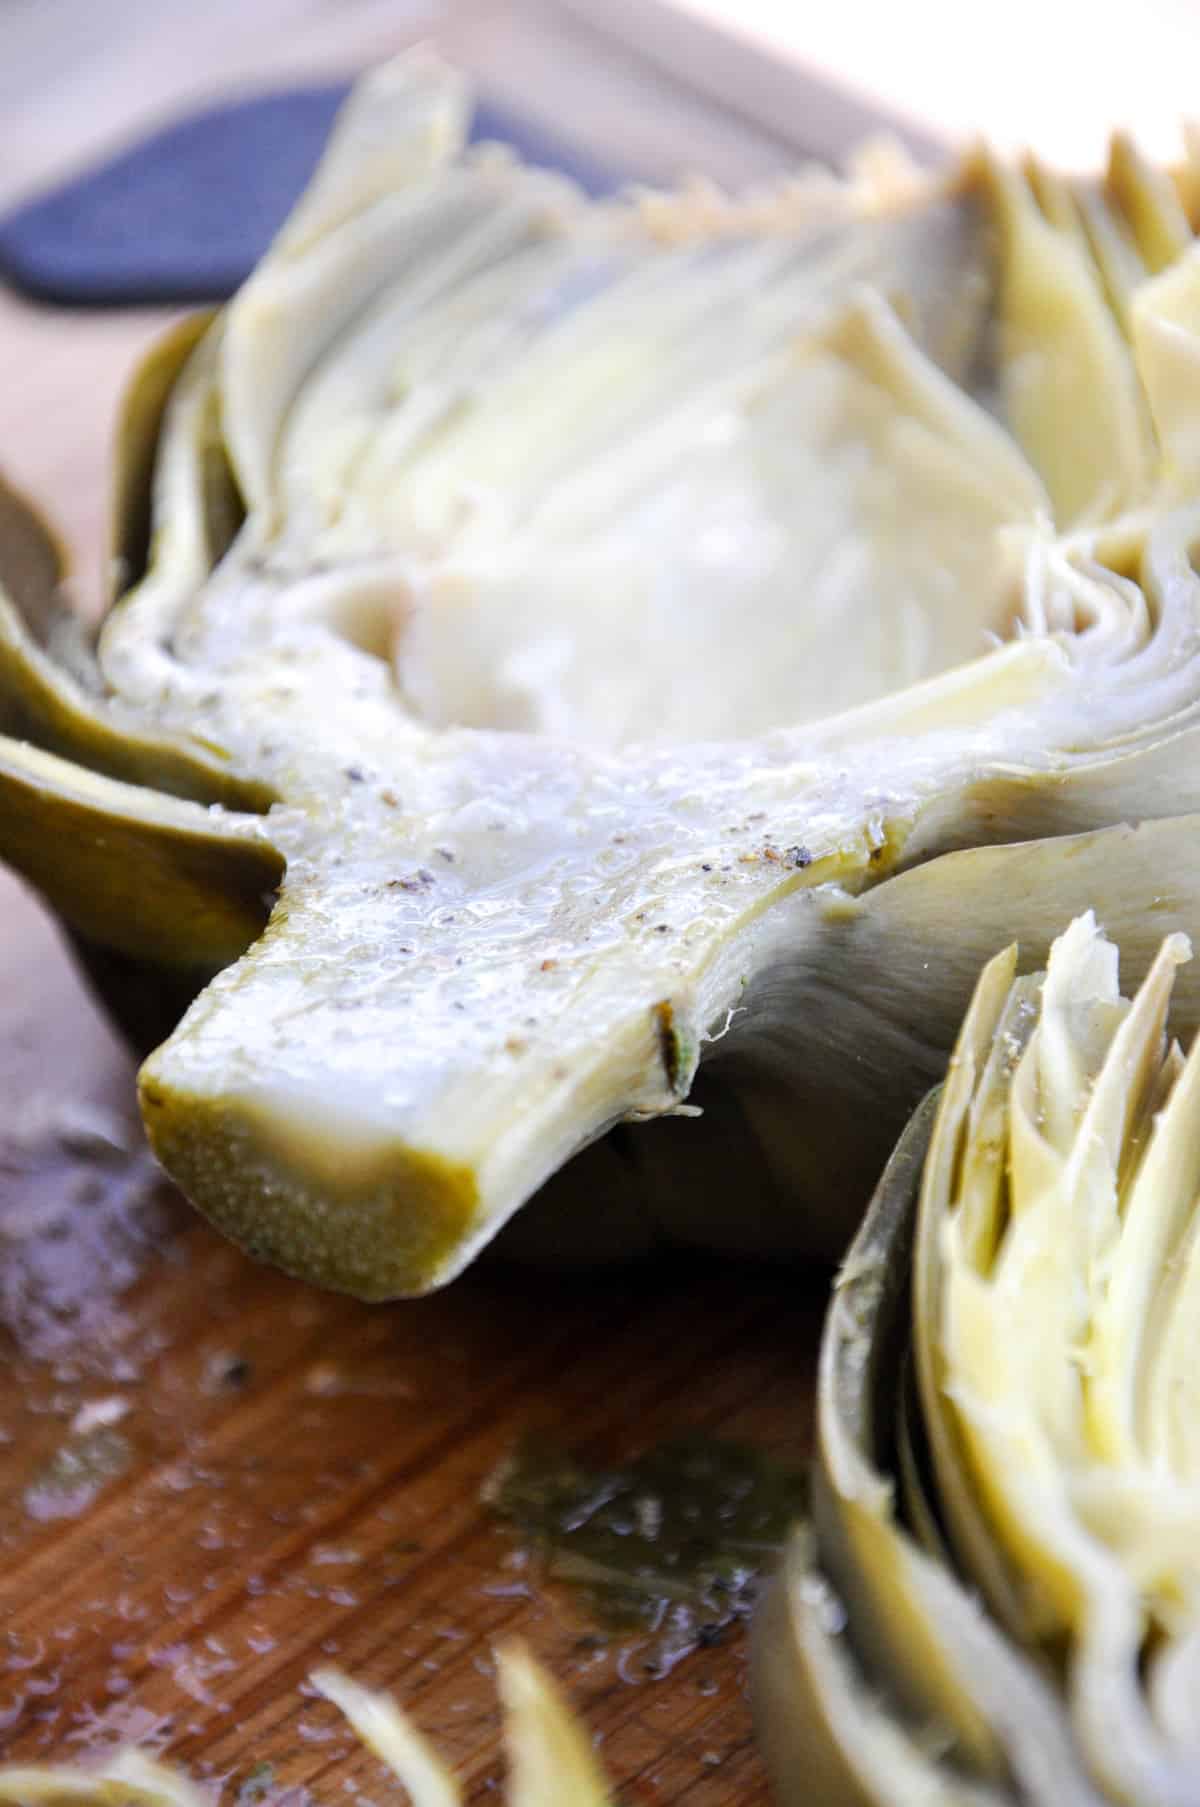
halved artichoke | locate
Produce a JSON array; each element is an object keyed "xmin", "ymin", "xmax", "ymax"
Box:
[
  {"xmin": 755, "ymin": 912, "xmax": 1200, "ymax": 1805},
  {"xmin": 9, "ymin": 54, "xmax": 1200, "ymax": 1294}
]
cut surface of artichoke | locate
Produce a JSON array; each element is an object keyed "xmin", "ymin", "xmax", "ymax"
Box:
[
  {"xmin": 758, "ymin": 914, "xmax": 1200, "ymax": 1805},
  {"xmin": 8, "ymin": 53, "xmax": 1200, "ymax": 1292}
]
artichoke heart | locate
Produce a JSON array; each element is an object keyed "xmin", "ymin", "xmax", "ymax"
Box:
[
  {"xmin": 10, "ymin": 53, "xmax": 1200, "ymax": 1293},
  {"xmin": 756, "ymin": 912, "xmax": 1200, "ymax": 1806}
]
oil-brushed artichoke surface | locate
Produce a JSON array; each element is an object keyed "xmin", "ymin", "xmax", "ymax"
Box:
[{"xmin": 6, "ymin": 56, "xmax": 1200, "ymax": 1297}]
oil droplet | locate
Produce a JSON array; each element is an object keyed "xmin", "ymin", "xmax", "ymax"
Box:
[
  {"xmin": 24, "ymin": 1427, "xmax": 132, "ymax": 1522},
  {"xmin": 486, "ymin": 1432, "xmax": 806, "ymax": 1680}
]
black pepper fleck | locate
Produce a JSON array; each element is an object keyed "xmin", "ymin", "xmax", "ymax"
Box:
[{"xmin": 388, "ymin": 868, "xmax": 436, "ymax": 892}]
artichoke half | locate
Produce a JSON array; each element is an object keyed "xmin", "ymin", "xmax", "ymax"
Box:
[
  {"xmin": 755, "ymin": 912, "xmax": 1200, "ymax": 1806},
  {"xmin": 9, "ymin": 55, "xmax": 1200, "ymax": 1294}
]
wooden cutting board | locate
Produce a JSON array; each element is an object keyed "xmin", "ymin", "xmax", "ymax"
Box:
[{"xmin": 0, "ymin": 2, "xmax": 851, "ymax": 1794}]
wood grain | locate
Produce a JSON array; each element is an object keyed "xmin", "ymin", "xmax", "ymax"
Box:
[
  {"xmin": 0, "ymin": 1160, "xmax": 821, "ymax": 1797},
  {"xmin": 0, "ymin": 3, "xmax": 841, "ymax": 1794}
]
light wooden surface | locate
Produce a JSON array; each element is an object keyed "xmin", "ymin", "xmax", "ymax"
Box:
[{"xmin": 0, "ymin": 2, "xmax": 843, "ymax": 1796}]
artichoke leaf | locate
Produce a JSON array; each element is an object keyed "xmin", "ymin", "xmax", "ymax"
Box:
[
  {"xmin": 0, "ymin": 1750, "xmax": 209, "ymax": 1807},
  {"xmin": 0, "ymin": 469, "xmax": 268, "ymax": 812},
  {"xmin": 110, "ymin": 309, "xmax": 219, "ymax": 601},
  {"xmin": 754, "ymin": 1528, "xmax": 1016, "ymax": 1807},
  {"xmin": 1106, "ymin": 133, "xmax": 1194, "ymax": 278},
  {"xmin": 801, "ymin": 1090, "xmax": 1104, "ymax": 1806},
  {"xmin": 0, "ymin": 734, "xmax": 281, "ymax": 967},
  {"xmin": 0, "ymin": 445, "xmax": 280, "ymax": 971},
  {"xmin": 975, "ymin": 152, "xmax": 1156, "ymax": 524},
  {"xmin": 1131, "ymin": 245, "xmax": 1200, "ymax": 487},
  {"xmin": 313, "ymin": 1647, "xmax": 613, "ymax": 1807},
  {"xmin": 0, "ymin": 364, "xmax": 279, "ymax": 1032},
  {"xmin": 915, "ymin": 914, "xmax": 1200, "ymax": 1804},
  {"xmin": 893, "ymin": 1350, "xmax": 952, "ymax": 1568},
  {"xmin": 813, "ymin": 1095, "xmax": 1008, "ymax": 1780},
  {"xmin": 756, "ymin": 914, "xmax": 1200, "ymax": 1804},
  {"xmin": 495, "ymin": 1642, "xmax": 614, "ymax": 1807},
  {"xmin": 696, "ymin": 814, "xmax": 1200, "ymax": 1251},
  {"xmin": 310, "ymin": 1667, "xmax": 462, "ymax": 1807}
]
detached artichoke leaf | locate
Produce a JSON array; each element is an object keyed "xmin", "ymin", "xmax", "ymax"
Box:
[
  {"xmin": 10, "ymin": 56, "xmax": 1200, "ymax": 1294},
  {"xmin": 0, "ymin": 1645, "xmax": 616, "ymax": 1807},
  {"xmin": 0, "ymin": 1749, "xmax": 209, "ymax": 1807},
  {"xmin": 312, "ymin": 1648, "xmax": 615, "ymax": 1807}
]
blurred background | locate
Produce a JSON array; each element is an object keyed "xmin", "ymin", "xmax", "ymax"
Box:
[
  {"xmin": 6, "ymin": 0, "xmax": 1200, "ymax": 595},
  {"xmin": 8, "ymin": 0, "xmax": 1200, "ymax": 215}
]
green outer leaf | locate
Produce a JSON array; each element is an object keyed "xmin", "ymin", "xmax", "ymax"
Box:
[
  {"xmin": 812, "ymin": 1083, "xmax": 1104, "ymax": 1806},
  {"xmin": 714, "ymin": 815, "xmax": 1200, "ymax": 1263},
  {"xmin": 0, "ymin": 469, "xmax": 269, "ymax": 811},
  {"xmin": 813, "ymin": 1095, "xmax": 1006, "ymax": 1775},
  {"xmin": 0, "ymin": 735, "xmax": 280, "ymax": 968},
  {"xmin": 753, "ymin": 1530, "xmax": 1009, "ymax": 1807},
  {"xmin": 754, "ymin": 1080, "xmax": 1105, "ymax": 1804},
  {"xmin": 110, "ymin": 311, "xmax": 219, "ymax": 601}
]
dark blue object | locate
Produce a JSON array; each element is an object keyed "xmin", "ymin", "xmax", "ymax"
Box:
[{"xmin": 0, "ymin": 83, "xmax": 620, "ymax": 307}]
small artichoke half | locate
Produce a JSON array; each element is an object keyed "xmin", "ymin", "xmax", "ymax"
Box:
[
  {"xmin": 9, "ymin": 55, "xmax": 1200, "ymax": 1293},
  {"xmin": 755, "ymin": 912, "xmax": 1200, "ymax": 1806}
]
